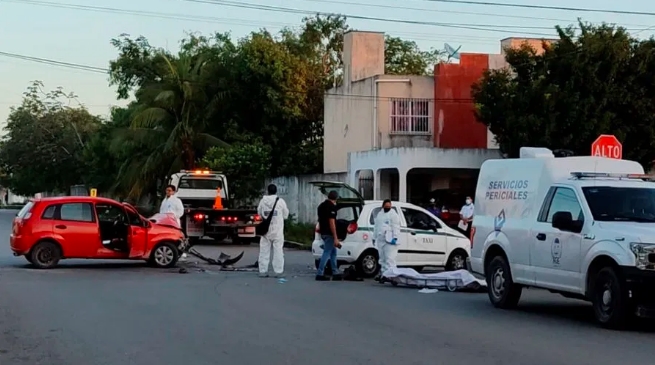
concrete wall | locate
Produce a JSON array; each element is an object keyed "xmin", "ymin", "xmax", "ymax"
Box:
[
  {"xmin": 324, "ymin": 78, "xmax": 375, "ymax": 174},
  {"xmin": 323, "ymin": 30, "xmax": 435, "ymax": 174},
  {"xmin": 324, "ymin": 74, "xmax": 435, "ymax": 173},
  {"xmin": 434, "ymin": 54, "xmax": 491, "ymax": 149},
  {"xmin": 266, "ymin": 173, "xmax": 348, "ymax": 224}
]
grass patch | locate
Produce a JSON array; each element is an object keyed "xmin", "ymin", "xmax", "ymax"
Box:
[{"xmin": 284, "ymin": 217, "xmax": 315, "ymax": 250}]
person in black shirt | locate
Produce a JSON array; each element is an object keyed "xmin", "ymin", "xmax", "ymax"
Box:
[{"xmin": 315, "ymin": 190, "xmax": 343, "ymax": 281}]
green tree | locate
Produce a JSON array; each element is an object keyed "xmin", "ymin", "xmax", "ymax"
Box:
[
  {"xmin": 201, "ymin": 141, "xmax": 271, "ymax": 204},
  {"xmin": 0, "ymin": 81, "xmax": 101, "ymax": 196},
  {"xmin": 472, "ymin": 22, "xmax": 655, "ymax": 167},
  {"xmin": 107, "ymin": 39, "xmax": 230, "ymax": 197},
  {"xmin": 385, "ymin": 36, "xmax": 446, "ymax": 75}
]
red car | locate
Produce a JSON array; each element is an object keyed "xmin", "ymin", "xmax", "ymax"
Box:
[{"xmin": 10, "ymin": 196, "xmax": 187, "ymax": 269}]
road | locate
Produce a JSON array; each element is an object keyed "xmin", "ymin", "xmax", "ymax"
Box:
[{"xmin": 0, "ymin": 209, "xmax": 654, "ymax": 365}]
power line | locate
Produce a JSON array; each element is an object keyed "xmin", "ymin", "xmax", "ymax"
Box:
[
  {"xmin": 9, "ymin": 0, "xmax": 650, "ymax": 50},
  {"xmin": 296, "ymin": 0, "xmax": 652, "ymax": 27},
  {"xmin": 0, "ymin": 0, "xmax": 499, "ymax": 46},
  {"xmin": 10, "ymin": 0, "xmax": 558, "ymax": 36},
  {"xmin": 0, "ymin": 50, "xmax": 480, "ymax": 103},
  {"xmin": 185, "ymin": 0, "xmax": 560, "ymax": 37},
  {"xmin": 0, "ymin": 101, "xmax": 119, "ymax": 108},
  {"xmin": 0, "ymin": 51, "xmax": 108, "ymax": 73},
  {"xmin": 416, "ymin": 0, "xmax": 655, "ymax": 17}
]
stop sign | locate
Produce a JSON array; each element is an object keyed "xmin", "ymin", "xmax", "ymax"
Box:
[{"xmin": 591, "ymin": 134, "xmax": 622, "ymax": 159}]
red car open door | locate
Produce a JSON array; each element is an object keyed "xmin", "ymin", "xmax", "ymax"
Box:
[{"xmin": 126, "ymin": 207, "xmax": 148, "ymax": 258}]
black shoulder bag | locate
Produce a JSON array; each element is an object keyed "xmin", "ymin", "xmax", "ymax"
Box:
[{"xmin": 256, "ymin": 197, "xmax": 279, "ymax": 236}]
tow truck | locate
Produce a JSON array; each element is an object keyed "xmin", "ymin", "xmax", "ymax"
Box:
[{"xmin": 168, "ymin": 170, "xmax": 261, "ymax": 245}]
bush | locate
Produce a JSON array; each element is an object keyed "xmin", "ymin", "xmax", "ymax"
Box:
[{"xmin": 284, "ymin": 215, "xmax": 315, "ymax": 249}]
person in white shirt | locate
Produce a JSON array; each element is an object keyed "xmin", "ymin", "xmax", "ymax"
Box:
[
  {"xmin": 257, "ymin": 184, "xmax": 289, "ymax": 278},
  {"xmin": 159, "ymin": 184, "xmax": 186, "ymax": 258},
  {"xmin": 459, "ymin": 196, "xmax": 474, "ymax": 238},
  {"xmin": 373, "ymin": 199, "xmax": 401, "ymax": 281}
]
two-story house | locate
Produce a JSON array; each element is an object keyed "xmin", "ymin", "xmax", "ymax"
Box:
[{"xmin": 324, "ymin": 30, "xmax": 553, "ymax": 204}]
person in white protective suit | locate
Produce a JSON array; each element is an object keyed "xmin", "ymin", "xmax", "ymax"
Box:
[
  {"xmin": 159, "ymin": 184, "xmax": 187, "ymax": 259},
  {"xmin": 257, "ymin": 184, "xmax": 289, "ymax": 278},
  {"xmin": 373, "ymin": 199, "xmax": 401, "ymax": 281}
]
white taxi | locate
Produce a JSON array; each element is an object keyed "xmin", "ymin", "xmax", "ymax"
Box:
[{"xmin": 309, "ymin": 181, "xmax": 471, "ymax": 277}]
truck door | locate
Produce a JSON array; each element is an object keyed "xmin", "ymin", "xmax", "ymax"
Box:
[{"xmin": 530, "ymin": 186, "xmax": 583, "ymax": 292}]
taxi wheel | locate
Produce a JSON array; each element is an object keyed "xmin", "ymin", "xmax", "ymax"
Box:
[
  {"xmin": 486, "ymin": 255, "xmax": 522, "ymax": 309},
  {"xmin": 149, "ymin": 242, "xmax": 179, "ymax": 268},
  {"xmin": 591, "ymin": 267, "xmax": 630, "ymax": 329},
  {"xmin": 445, "ymin": 249, "xmax": 468, "ymax": 271},
  {"xmin": 356, "ymin": 250, "xmax": 379, "ymax": 278},
  {"xmin": 29, "ymin": 241, "xmax": 61, "ymax": 269}
]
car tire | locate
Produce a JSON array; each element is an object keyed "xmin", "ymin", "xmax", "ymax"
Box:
[
  {"xmin": 591, "ymin": 266, "xmax": 631, "ymax": 329},
  {"xmin": 149, "ymin": 242, "xmax": 179, "ymax": 268},
  {"xmin": 356, "ymin": 250, "xmax": 379, "ymax": 278},
  {"xmin": 486, "ymin": 255, "xmax": 522, "ymax": 309},
  {"xmin": 445, "ymin": 249, "xmax": 468, "ymax": 271},
  {"xmin": 29, "ymin": 241, "xmax": 62, "ymax": 269},
  {"xmin": 25, "ymin": 256, "xmax": 33, "ymax": 264}
]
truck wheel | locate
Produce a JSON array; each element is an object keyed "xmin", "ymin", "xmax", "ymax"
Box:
[
  {"xmin": 486, "ymin": 255, "xmax": 522, "ymax": 309},
  {"xmin": 149, "ymin": 242, "xmax": 179, "ymax": 268},
  {"xmin": 29, "ymin": 241, "xmax": 62, "ymax": 269},
  {"xmin": 591, "ymin": 266, "xmax": 631, "ymax": 329}
]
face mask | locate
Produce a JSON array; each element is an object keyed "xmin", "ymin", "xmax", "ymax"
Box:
[
  {"xmin": 383, "ymin": 207, "xmax": 391, "ymax": 212},
  {"xmin": 466, "ymin": 199, "xmax": 472, "ymax": 205}
]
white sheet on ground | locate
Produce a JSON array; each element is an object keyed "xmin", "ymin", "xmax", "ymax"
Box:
[{"xmin": 382, "ymin": 268, "xmax": 487, "ymax": 291}]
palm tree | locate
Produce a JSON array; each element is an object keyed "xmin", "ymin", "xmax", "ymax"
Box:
[{"xmin": 113, "ymin": 53, "xmax": 228, "ymax": 199}]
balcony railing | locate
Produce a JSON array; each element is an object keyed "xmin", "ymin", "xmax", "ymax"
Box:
[{"xmin": 389, "ymin": 98, "xmax": 432, "ymax": 135}]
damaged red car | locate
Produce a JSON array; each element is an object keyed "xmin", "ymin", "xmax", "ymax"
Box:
[{"xmin": 10, "ymin": 196, "xmax": 187, "ymax": 269}]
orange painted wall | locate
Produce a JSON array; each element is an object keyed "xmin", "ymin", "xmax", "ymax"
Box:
[{"xmin": 433, "ymin": 53, "xmax": 489, "ymax": 149}]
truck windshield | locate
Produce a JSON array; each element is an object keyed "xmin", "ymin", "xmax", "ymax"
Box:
[
  {"xmin": 179, "ymin": 177, "xmax": 223, "ymax": 190},
  {"xmin": 582, "ymin": 186, "xmax": 655, "ymax": 222}
]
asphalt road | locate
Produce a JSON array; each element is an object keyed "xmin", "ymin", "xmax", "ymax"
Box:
[{"xmin": 0, "ymin": 209, "xmax": 654, "ymax": 365}]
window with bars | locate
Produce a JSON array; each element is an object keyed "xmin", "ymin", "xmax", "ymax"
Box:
[{"xmin": 389, "ymin": 98, "xmax": 432, "ymax": 134}]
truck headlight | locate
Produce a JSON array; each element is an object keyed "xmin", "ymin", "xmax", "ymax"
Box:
[{"xmin": 629, "ymin": 243, "xmax": 655, "ymax": 270}]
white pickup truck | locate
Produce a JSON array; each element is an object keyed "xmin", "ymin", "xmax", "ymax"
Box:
[
  {"xmin": 168, "ymin": 170, "xmax": 260, "ymax": 245},
  {"xmin": 470, "ymin": 147, "xmax": 655, "ymax": 329}
]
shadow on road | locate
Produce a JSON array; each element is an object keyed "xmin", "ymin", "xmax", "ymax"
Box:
[
  {"xmin": 9, "ymin": 261, "xmax": 150, "ymax": 270},
  {"xmin": 515, "ymin": 302, "xmax": 655, "ymax": 333}
]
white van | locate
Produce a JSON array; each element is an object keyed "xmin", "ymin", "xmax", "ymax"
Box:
[{"xmin": 470, "ymin": 147, "xmax": 655, "ymax": 329}]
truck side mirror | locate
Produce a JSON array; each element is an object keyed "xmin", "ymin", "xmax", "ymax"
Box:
[{"xmin": 552, "ymin": 211, "xmax": 581, "ymax": 233}]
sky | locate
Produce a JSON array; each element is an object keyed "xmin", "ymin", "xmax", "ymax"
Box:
[{"xmin": 0, "ymin": 0, "xmax": 653, "ymax": 127}]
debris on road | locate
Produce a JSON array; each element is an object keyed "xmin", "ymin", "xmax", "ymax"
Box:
[
  {"xmin": 188, "ymin": 249, "xmax": 244, "ymax": 266},
  {"xmin": 418, "ymin": 288, "xmax": 438, "ymax": 294}
]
